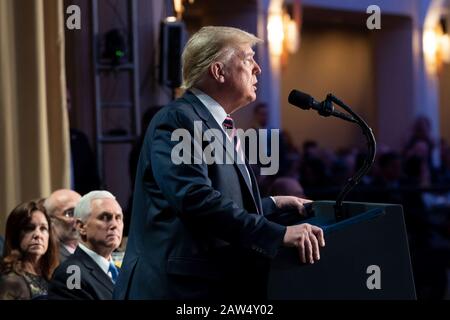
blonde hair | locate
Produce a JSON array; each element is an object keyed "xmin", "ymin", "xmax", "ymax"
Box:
[{"xmin": 181, "ymin": 26, "xmax": 262, "ymax": 89}]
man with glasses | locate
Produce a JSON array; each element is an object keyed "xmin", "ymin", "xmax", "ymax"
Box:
[{"xmin": 44, "ymin": 189, "xmax": 82, "ymax": 263}]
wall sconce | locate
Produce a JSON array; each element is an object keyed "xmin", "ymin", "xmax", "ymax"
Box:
[
  {"xmin": 423, "ymin": 16, "xmax": 450, "ymax": 73},
  {"xmin": 173, "ymin": 0, "xmax": 194, "ymax": 20},
  {"xmin": 284, "ymin": 13, "xmax": 299, "ymax": 54},
  {"xmin": 267, "ymin": 1, "xmax": 301, "ymax": 58},
  {"xmin": 268, "ymin": 11, "xmax": 285, "ymax": 56},
  {"xmin": 423, "ymin": 28, "xmax": 439, "ymax": 72},
  {"xmin": 439, "ymin": 17, "xmax": 450, "ymax": 64}
]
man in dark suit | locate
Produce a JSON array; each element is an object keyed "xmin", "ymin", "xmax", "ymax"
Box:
[
  {"xmin": 44, "ymin": 189, "xmax": 81, "ymax": 263},
  {"xmin": 114, "ymin": 26, "xmax": 325, "ymax": 300},
  {"xmin": 49, "ymin": 191, "xmax": 123, "ymax": 300}
]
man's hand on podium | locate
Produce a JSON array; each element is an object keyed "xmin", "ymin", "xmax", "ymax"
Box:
[
  {"xmin": 283, "ymin": 223, "xmax": 325, "ymax": 264},
  {"xmin": 272, "ymin": 196, "xmax": 312, "ymax": 217}
]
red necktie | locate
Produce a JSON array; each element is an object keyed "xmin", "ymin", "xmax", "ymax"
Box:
[{"xmin": 223, "ymin": 115, "xmax": 241, "ymax": 154}]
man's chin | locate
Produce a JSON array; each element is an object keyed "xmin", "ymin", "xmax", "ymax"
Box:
[
  {"xmin": 105, "ymin": 239, "xmax": 121, "ymax": 249},
  {"xmin": 237, "ymin": 95, "xmax": 256, "ymax": 109}
]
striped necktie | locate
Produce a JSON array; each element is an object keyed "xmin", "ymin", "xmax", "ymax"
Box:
[
  {"xmin": 223, "ymin": 115, "xmax": 242, "ymax": 154},
  {"xmin": 222, "ymin": 115, "xmax": 254, "ymax": 202}
]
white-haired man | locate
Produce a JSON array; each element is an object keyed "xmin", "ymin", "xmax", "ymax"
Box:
[
  {"xmin": 114, "ymin": 26, "xmax": 325, "ymax": 300},
  {"xmin": 49, "ymin": 191, "xmax": 123, "ymax": 300},
  {"xmin": 44, "ymin": 189, "xmax": 81, "ymax": 263}
]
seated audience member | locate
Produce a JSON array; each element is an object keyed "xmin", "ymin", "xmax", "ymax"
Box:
[
  {"xmin": 369, "ymin": 152, "xmax": 403, "ymax": 204},
  {"xmin": 49, "ymin": 191, "xmax": 123, "ymax": 300},
  {"xmin": 300, "ymin": 156, "xmax": 329, "ymax": 190},
  {"xmin": 0, "ymin": 200, "xmax": 59, "ymax": 299},
  {"xmin": 44, "ymin": 189, "xmax": 81, "ymax": 263},
  {"xmin": 404, "ymin": 115, "xmax": 436, "ymax": 168},
  {"xmin": 374, "ymin": 152, "xmax": 402, "ymax": 187},
  {"xmin": 438, "ymin": 140, "xmax": 450, "ymax": 184}
]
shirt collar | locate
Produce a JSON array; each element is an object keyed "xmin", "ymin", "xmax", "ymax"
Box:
[
  {"xmin": 190, "ymin": 88, "xmax": 228, "ymax": 129},
  {"xmin": 63, "ymin": 243, "xmax": 76, "ymax": 254},
  {"xmin": 78, "ymin": 243, "xmax": 111, "ymax": 275}
]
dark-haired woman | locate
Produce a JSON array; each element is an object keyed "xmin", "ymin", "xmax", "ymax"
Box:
[{"xmin": 0, "ymin": 200, "xmax": 59, "ymax": 299}]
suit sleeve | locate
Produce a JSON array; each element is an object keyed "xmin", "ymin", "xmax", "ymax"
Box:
[
  {"xmin": 148, "ymin": 110, "xmax": 286, "ymax": 258},
  {"xmin": 261, "ymin": 197, "xmax": 278, "ymax": 216},
  {"xmin": 261, "ymin": 197, "xmax": 307, "ymax": 226}
]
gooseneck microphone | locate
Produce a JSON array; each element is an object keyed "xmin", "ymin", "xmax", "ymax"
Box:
[
  {"xmin": 288, "ymin": 89, "xmax": 376, "ymax": 220},
  {"xmin": 288, "ymin": 90, "xmax": 356, "ymax": 123},
  {"xmin": 288, "ymin": 90, "xmax": 329, "ymax": 114}
]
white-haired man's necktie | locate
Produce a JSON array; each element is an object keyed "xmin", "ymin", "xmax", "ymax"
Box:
[{"xmin": 108, "ymin": 262, "xmax": 119, "ymax": 284}]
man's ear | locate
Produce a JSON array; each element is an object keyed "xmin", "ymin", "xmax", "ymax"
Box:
[
  {"xmin": 76, "ymin": 219, "xmax": 87, "ymax": 238},
  {"xmin": 210, "ymin": 62, "xmax": 225, "ymax": 83}
]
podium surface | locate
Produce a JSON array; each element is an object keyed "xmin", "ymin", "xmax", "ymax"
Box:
[{"xmin": 268, "ymin": 201, "xmax": 416, "ymax": 299}]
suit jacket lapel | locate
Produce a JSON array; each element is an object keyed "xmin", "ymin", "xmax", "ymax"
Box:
[
  {"xmin": 76, "ymin": 248, "xmax": 114, "ymax": 293},
  {"xmin": 59, "ymin": 243, "xmax": 71, "ymax": 259},
  {"xmin": 182, "ymin": 91, "xmax": 259, "ymax": 212}
]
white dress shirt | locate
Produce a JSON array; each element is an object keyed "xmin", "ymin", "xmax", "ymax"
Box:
[
  {"xmin": 190, "ymin": 88, "xmax": 252, "ymax": 188},
  {"xmin": 78, "ymin": 243, "xmax": 115, "ymax": 281},
  {"xmin": 63, "ymin": 244, "xmax": 76, "ymax": 254}
]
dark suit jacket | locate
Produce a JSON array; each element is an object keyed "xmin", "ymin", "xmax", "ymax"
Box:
[
  {"xmin": 49, "ymin": 247, "xmax": 114, "ymax": 300},
  {"xmin": 113, "ymin": 91, "xmax": 287, "ymax": 300}
]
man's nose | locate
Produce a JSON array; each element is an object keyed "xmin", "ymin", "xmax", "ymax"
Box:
[
  {"xmin": 109, "ymin": 217, "xmax": 121, "ymax": 229},
  {"xmin": 254, "ymin": 61, "xmax": 262, "ymax": 75}
]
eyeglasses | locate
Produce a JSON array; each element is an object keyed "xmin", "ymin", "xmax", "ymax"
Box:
[{"xmin": 63, "ymin": 208, "xmax": 75, "ymax": 218}]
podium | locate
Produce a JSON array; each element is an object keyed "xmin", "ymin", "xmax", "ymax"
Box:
[{"xmin": 268, "ymin": 201, "xmax": 416, "ymax": 299}]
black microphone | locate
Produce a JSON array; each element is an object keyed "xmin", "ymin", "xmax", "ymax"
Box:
[
  {"xmin": 288, "ymin": 89, "xmax": 356, "ymax": 122},
  {"xmin": 288, "ymin": 90, "xmax": 333, "ymax": 116},
  {"xmin": 289, "ymin": 89, "xmax": 376, "ymax": 220}
]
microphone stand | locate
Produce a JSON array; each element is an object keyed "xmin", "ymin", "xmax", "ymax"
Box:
[{"xmin": 322, "ymin": 94, "xmax": 377, "ymax": 221}]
